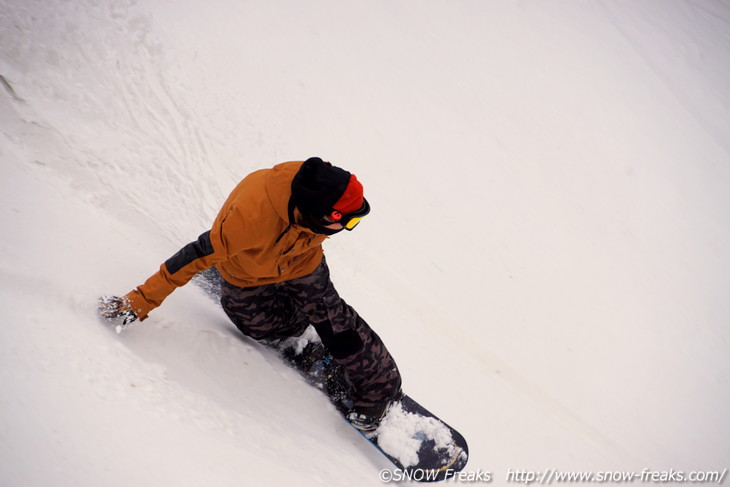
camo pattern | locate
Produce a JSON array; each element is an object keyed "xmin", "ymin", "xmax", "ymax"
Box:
[{"xmin": 220, "ymin": 257, "xmax": 402, "ymax": 409}]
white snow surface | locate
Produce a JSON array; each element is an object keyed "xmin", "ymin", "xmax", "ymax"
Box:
[
  {"xmin": 1, "ymin": 1, "xmax": 729, "ymax": 485},
  {"xmin": 376, "ymin": 402, "xmax": 456, "ymax": 469}
]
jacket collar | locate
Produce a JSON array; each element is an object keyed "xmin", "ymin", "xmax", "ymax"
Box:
[{"xmin": 265, "ymin": 161, "xmax": 304, "ymax": 225}]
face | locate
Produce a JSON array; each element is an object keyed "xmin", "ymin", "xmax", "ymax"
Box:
[
  {"xmin": 321, "ymin": 200, "xmax": 370, "ymax": 231},
  {"xmin": 296, "ymin": 211, "xmax": 345, "ymax": 235},
  {"xmin": 323, "ymin": 221, "xmax": 344, "ymax": 231},
  {"xmin": 296, "ymin": 199, "xmax": 370, "ymax": 236}
]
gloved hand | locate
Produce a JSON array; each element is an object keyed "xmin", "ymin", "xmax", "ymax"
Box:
[{"xmin": 98, "ymin": 295, "xmax": 138, "ymax": 333}]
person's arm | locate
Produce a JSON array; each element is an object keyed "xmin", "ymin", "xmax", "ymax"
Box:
[
  {"xmin": 124, "ymin": 230, "xmax": 219, "ymax": 320},
  {"xmin": 100, "ymin": 203, "xmax": 251, "ymax": 325}
]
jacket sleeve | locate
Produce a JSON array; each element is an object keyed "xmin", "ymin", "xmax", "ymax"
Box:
[{"xmin": 124, "ymin": 206, "xmax": 250, "ymax": 320}]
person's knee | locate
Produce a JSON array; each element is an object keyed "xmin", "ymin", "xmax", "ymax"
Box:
[{"xmin": 313, "ymin": 322, "xmax": 364, "ymax": 359}]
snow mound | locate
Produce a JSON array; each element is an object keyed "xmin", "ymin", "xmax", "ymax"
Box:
[{"xmin": 375, "ymin": 402, "xmax": 455, "ymax": 468}]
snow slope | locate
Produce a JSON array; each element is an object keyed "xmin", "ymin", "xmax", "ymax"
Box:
[{"xmin": 1, "ymin": 1, "xmax": 729, "ymax": 485}]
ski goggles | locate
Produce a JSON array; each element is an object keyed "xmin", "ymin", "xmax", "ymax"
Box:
[{"xmin": 323, "ymin": 199, "xmax": 371, "ymax": 231}]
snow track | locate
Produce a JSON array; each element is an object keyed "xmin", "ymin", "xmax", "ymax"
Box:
[{"xmin": 2, "ymin": 1, "xmax": 729, "ymax": 485}]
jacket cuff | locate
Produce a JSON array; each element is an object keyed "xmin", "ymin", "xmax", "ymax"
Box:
[{"xmin": 124, "ymin": 289, "xmax": 154, "ymax": 321}]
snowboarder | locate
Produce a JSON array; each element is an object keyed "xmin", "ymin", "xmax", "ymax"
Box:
[{"xmin": 99, "ymin": 157, "xmax": 402, "ymax": 431}]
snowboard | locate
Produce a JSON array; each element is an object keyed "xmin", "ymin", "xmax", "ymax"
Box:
[{"xmin": 272, "ymin": 333, "xmax": 469, "ymax": 482}]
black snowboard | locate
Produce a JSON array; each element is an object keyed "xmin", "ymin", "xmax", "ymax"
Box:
[{"xmin": 273, "ymin": 336, "xmax": 469, "ymax": 482}]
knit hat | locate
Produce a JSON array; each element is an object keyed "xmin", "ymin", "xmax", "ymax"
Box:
[{"xmin": 291, "ymin": 157, "xmax": 365, "ymax": 218}]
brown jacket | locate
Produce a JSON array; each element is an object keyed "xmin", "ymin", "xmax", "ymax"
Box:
[{"xmin": 125, "ymin": 161, "xmax": 327, "ymax": 320}]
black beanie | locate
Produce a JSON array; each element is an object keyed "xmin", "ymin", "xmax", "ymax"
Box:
[{"xmin": 291, "ymin": 157, "xmax": 351, "ymax": 217}]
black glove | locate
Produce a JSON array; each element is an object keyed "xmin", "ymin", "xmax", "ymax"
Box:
[{"xmin": 98, "ymin": 295, "xmax": 138, "ymax": 333}]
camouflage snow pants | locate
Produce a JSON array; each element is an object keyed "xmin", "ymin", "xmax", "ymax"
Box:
[{"xmin": 220, "ymin": 257, "xmax": 402, "ymax": 409}]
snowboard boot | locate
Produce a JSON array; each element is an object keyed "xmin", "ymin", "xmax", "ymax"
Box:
[{"xmin": 347, "ymin": 390, "xmax": 403, "ymax": 432}]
